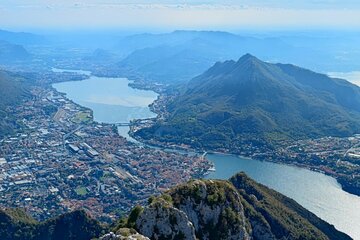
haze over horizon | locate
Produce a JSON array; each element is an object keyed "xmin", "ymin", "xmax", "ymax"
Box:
[
  {"xmin": 2, "ymin": 1, "xmax": 360, "ymax": 240},
  {"xmin": 1, "ymin": 0, "xmax": 360, "ymax": 31}
]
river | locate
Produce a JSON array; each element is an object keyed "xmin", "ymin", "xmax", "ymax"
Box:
[{"xmin": 53, "ymin": 69, "xmax": 360, "ymax": 239}]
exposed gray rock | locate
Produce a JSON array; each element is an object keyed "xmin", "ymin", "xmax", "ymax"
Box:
[
  {"xmin": 136, "ymin": 199, "xmax": 196, "ymax": 240},
  {"xmin": 99, "ymin": 230, "xmax": 149, "ymax": 240},
  {"xmin": 173, "ymin": 180, "xmax": 250, "ymax": 240},
  {"xmin": 131, "ymin": 176, "xmax": 348, "ymax": 240},
  {"xmin": 249, "ymin": 220, "xmax": 276, "ymax": 240},
  {"xmin": 136, "ymin": 180, "xmax": 251, "ymax": 240}
]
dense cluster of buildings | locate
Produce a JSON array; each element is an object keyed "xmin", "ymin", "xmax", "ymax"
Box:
[
  {"xmin": 283, "ymin": 136, "xmax": 360, "ymax": 174},
  {"xmin": 0, "ymin": 85, "xmax": 211, "ymax": 222},
  {"xmin": 135, "ymin": 92, "xmax": 360, "ymax": 196}
]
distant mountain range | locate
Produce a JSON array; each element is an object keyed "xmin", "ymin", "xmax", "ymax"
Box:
[
  {"xmin": 136, "ymin": 54, "xmax": 360, "ymax": 151},
  {"xmin": 0, "ymin": 40, "xmax": 31, "ymax": 63},
  {"xmin": 116, "ymin": 30, "xmax": 360, "ymax": 84},
  {"xmin": 0, "ymin": 30, "xmax": 46, "ymax": 63},
  {"xmin": 117, "ymin": 30, "xmax": 318, "ymax": 83},
  {"xmin": 0, "ymin": 172, "xmax": 350, "ymax": 240},
  {"xmin": 0, "ymin": 29, "xmax": 46, "ymax": 46},
  {"xmin": 0, "ymin": 29, "xmax": 358, "ymax": 81}
]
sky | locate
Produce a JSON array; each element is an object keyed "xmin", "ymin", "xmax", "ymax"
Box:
[
  {"xmin": 329, "ymin": 71, "xmax": 360, "ymax": 87},
  {"xmin": 1, "ymin": 0, "xmax": 360, "ymax": 31}
]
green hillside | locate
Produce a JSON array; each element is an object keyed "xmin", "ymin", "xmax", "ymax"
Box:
[
  {"xmin": 118, "ymin": 172, "xmax": 350, "ymax": 240},
  {"xmin": 0, "ymin": 40, "xmax": 31, "ymax": 62},
  {"xmin": 0, "ymin": 71, "xmax": 32, "ymax": 138},
  {"xmin": 0, "ymin": 209, "xmax": 105, "ymax": 240},
  {"xmin": 230, "ymin": 173, "xmax": 350, "ymax": 240},
  {"xmin": 136, "ymin": 54, "xmax": 360, "ymax": 151}
]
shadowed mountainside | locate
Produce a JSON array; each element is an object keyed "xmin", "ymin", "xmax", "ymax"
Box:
[
  {"xmin": 136, "ymin": 54, "xmax": 360, "ymax": 151},
  {"xmin": 0, "ymin": 71, "xmax": 32, "ymax": 138}
]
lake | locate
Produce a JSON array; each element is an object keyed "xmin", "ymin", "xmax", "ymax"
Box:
[
  {"xmin": 53, "ymin": 72, "xmax": 158, "ymax": 141},
  {"xmin": 53, "ymin": 69, "xmax": 360, "ymax": 239},
  {"xmin": 206, "ymin": 153, "xmax": 360, "ymax": 239}
]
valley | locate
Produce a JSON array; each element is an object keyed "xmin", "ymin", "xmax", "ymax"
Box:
[
  {"xmin": 0, "ymin": 70, "xmax": 210, "ymax": 223},
  {"xmin": 133, "ymin": 54, "xmax": 360, "ymax": 199},
  {"xmin": 1, "ymin": 26, "xmax": 360, "ymax": 239},
  {"xmin": 47, "ymin": 68, "xmax": 360, "ymax": 238}
]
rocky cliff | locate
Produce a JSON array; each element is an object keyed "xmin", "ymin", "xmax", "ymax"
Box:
[
  {"xmin": 0, "ymin": 173, "xmax": 351, "ymax": 240},
  {"xmin": 122, "ymin": 173, "xmax": 351, "ymax": 240},
  {"xmin": 99, "ymin": 229, "xmax": 149, "ymax": 240}
]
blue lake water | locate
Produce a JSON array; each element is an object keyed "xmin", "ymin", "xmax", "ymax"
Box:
[
  {"xmin": 206, "ymin": 154, "xmax": 360, "ymax": 239},
  {"xmin": 53, "ymin": 70, "xmax": 360, "ymax": 239},
  {"xmin": 53, "ymin": 74, "xmax": 158, "ymax": 141}
]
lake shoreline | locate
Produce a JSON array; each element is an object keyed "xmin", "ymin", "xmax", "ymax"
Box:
[
  {"xmin": 51, "ymin": 68, "xmax": 360, "ymax": 198},
  {"xmin": 131, "ymin": 122, "xmax": 360, "ymax": 197},
  {"xmin": 127, "ymin": 81, "xmax": 360, "ymax": 199},
  {"xmin": 129, "ymin": 129, "xmax": 342, "ymax": 181},
  {"xmin": 51, "ymin": 70, "xmax": 360, "ymax": 238}
]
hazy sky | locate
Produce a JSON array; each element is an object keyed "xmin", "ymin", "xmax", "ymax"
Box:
[{"xmin": 1, "ymin": 0, "xmax": 360, "ymax": 30}]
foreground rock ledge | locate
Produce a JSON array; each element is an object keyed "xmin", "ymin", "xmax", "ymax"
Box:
[{"xmin": 126, "ymin": 173, "xmax": 351, "ymax": 240}]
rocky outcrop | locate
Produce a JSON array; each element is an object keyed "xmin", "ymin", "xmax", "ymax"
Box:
[
  {"xmin": 131, "ymin": 174, "xmax": 351, "ymax": 240},
  {"xmin": 135, "ymin": 180, "xmax": 251, "ymax": 240},
  {"xmin": 136, "ymin": 199, "xmax": 196, "ymax": 240},
  {"xmin": 168, "ymin": 180, "xmax": 250, "ymax": 240},
  {"xmin": 100, "ymin": 229, "xmax": 149, "ymax": 240},
  {"xmin": 0, "ymin": 173, "xmax": 352, "ymax": 240}
]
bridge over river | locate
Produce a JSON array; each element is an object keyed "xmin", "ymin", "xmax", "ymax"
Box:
[
  {"xmin": 113, "ymin": 118, "xmax": 155, "ymax": 127},
  {"xmin": 114, "ymin": 123, "xmax": 131, "ymax": 126}
]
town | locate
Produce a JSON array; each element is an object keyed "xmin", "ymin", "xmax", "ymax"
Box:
[
  {"xmin": 131, "ymin": 90, "xmax": 360, "ymax": 197},
  {"xmin": 0, "ymin": 81, "xmax": 211, "ymax": 222}
]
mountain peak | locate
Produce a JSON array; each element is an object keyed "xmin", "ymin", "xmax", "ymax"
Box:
[
  {"xmin": 195, "ymin": 54, "xmax": 273, "ymax": 86},
  {"xmin": 139, "ymin": 54, "xmax": 360, "ymax": 152},
  {"xmin": 237, "ymin": 53, "xmax": 261, "ymax": 64}
]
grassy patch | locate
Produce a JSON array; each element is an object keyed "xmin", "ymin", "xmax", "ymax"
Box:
[
  {"xmin": 75, "ymin": 187, "xmax": 88, "ymax": 196},
  {"xmin": 72, "ymin": 111, "xmax": 92, "ymax": 124}
]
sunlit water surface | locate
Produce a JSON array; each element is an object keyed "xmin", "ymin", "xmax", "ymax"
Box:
[{"xmin": 53, "ymin": 69, "xmax": 360, "ymax": 239}]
